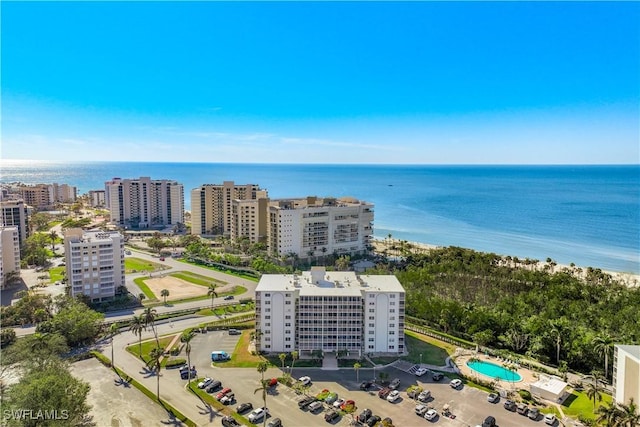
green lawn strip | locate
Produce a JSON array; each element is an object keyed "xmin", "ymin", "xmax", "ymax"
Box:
[
  {"xmin": 134, "ymin": 277, "xmax": 157, "ymax": 300},
  {"xmin": 48, "ymin": 266, "xmax": 65, "ymax": 283},
  {"xmin": 187, "ymin": 382, "xmax": 251, "ymax": 425},
  {"xmin": 214, "ymin": 329, "xmax": 268, "ymax": 368},
  {"xmin": 195, "ymin": 301, "xmax": 254, "ymax": 317},
  {"xmin": 177, "ymin": 259, "xmax": 260, "ymax": 282},
  {"xmin": 403, "ymin": 331, "xmax": 451, "ymax": 365},
  {"xmin": 404, "ymin": 329, "xmax": 458, "ymax": 357},
  {"xmin": 170, "ymin": 271, "xmax": 227, "ymax": 286},
  {"xmin": 562, "ymin": 390, "xmax": 612, "ymax": 421},
  {"xmin": 127, "ymin": 335, "xmax": 177, "ymax": 365},
  {"xmin": 125, "ymin": 257, "xmax": 164, "ymax": 274},
  {"xmin": 89, "ymin": 351, "xmax": 196, "ymax": 427}
]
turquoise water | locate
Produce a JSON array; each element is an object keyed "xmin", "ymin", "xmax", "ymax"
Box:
[{"xmin": 466, "ymin": 360, "xmax": 522, "ymax": 382}]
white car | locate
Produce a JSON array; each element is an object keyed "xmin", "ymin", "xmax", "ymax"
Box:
[
  {"xmin": 298, "ymin": 376, "xmax": 312, "ymax": 386},
  {"xmin": 333, "ymin": 398, "xmax": 346, "ymax": 409},
  {"xmin": 248, "ymin": 407, "xmax": 269, "ymax": 423},
  {"xmin": 450, "ymin": 378, "xmax": 463, "ymax": 388},
  {"xmin": 415, "ymin": 405, "xmax": 428, "ymax": 416},
  {"xmin": 197, "ymin": 377, "xmax": 213, "ymax": 389},
  {"xmin": 424, "ymin": 409, "xmax": 438, "ymax": 421},
  {"xmin": 415, "ymin": 367, "xmax": 429, "ymax": 377},
  {"xmin": 544, "ymin": 414, "xmax": 557, "ymax": 425},
  {"xmin": 386, "ymin": 390, "xmax": 401, "ymax": 402}
]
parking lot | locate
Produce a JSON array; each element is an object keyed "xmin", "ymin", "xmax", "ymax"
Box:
[{"xmin": 181, "ymin": 331, "xmax": 555, "ymax": 427}]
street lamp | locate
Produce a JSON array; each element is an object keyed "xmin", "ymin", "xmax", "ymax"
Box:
[{"xmin": 420, "ymin": 353, "xmax": 423, "ymax": 366}]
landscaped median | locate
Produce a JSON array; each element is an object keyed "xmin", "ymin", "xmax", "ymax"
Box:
[{"xmin": 187, "ymin": 381, "xmax": 251, "ymax": 425}]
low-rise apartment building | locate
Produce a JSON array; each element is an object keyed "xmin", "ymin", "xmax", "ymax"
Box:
[
  {"xmin": 255, "ymin": 267, "xmax": 405, "ymax": 356},
  {"xmin": 64, "ymin": 229, "xmax": 125, "ymax": 301}
]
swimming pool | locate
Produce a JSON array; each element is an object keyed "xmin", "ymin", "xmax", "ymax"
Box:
[{"xmin": 466, "ymin": 360, "xmax": 522, "ymax": 382}]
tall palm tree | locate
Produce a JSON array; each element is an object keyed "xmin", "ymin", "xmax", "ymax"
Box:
[
  {"xmin": 278, "ymin": 353, "xmax": 287, "ymax": 374},
  {"xmin": 142, "ymin": 307, "xmax": 158, "ymax": 345},
  {"xmin": 290, "ymin": 350, "xmax": 299, "ymax": 378},
  {"xmin": 596, "ymin": 402, "xmax": 622, "ymax": 427},
  {"xmin": 109, "ymin": 323, "xmax": 120, "ymax": 370},
  {"xmin": 254, "ymin": 361, "xmax": 269, "ymax": 427},
  {"xmin": 182, "ymin": 331, "xmax": 195, "ymax": 385},
  {"xmin": 48, "ymin": 230, "xmax": 58, "ymax": 252},
  {"xmin": 354, "ymin": 362, "xmax": 362, "ymax": 383},
  {"xmin": 207, "ymin": 284, "xmax": 218, "ymax": 310},
  {"xmin": 149, "ymin": 346, "xmax": 164, "ymax": 400},
  {"xmin": 138, "ymin": 293, "xmax": 146, "ymax": 304},
  {"xmin": 593, "ymin": 333, "xmax": 615, "ymax": 381},
  {"xmin": 618, "ymin": 398, "xmax": 640, "ymax": 427},
  {"xmin": 585, "ymin": 372, "xmax": 604, "ymax": 409},
  {"xmin": 129, "ymin": 315, "xmax": 146, "ymax": 358},
  {"xmin": 160, "ymin": 289, "xmax": 170, "ymax": 305}
]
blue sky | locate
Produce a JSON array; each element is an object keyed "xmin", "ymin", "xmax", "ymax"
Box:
[{"xmin": 2, "ymin": 1, "xmax": 639, "ymax": 164}]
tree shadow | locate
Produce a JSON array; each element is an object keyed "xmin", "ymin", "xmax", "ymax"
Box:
[
  {"xmin": 159, "ymin": 402, "xmax": 186, "ymax": 427},
  {"xmin": 114, "ymin": 376, "xmax": 131, "ymax": 388}
]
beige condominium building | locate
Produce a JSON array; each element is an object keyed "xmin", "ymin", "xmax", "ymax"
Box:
[
  {"xmin": 191, "ymin": 181, "xmax": 266, "ymax": 236},
  {"xmin": 0, "ymin": 200, "xmax": 29, "ymax": 246},
  {"xmin": 255, "ymin": 267, "xmax": 405, "ymax": 356},
  {"xmin": 613, "ymin": 344, "xmax": 640, "ymax": 406},
  {"xmin": 64, "ymin": 229, "xmax": 125, "ymax": 301},
  {"xmin": 105, "ymin": 177, "xmax": 184, "ymax": 228},
  {"xmin": 0, "ymin": 227, "xmax": 21, "ymax": 289},
  {"xmin": 88, "ymin": 190, "xmax": 106, "ymax": 207}
]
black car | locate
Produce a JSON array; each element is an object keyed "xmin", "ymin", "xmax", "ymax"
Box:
[
  {"xmin": 180, "ymin": 370, "xmax": 197, "ymax": 380},
  {"xmin": 205, "ymin": 380, "xmax": 222, "ymax": 393},
  {"xmin": 482, "ymin": 415, "xmax": 496, "ymax": 427},
  {"xmin": 432, "ymin": 372, "xmax": 444, "ymax": 381},
  {"xmin": 324, "ymin": 410, "xmax": 339, "ymax": 422},
  {"xmin": 359, "ymin": 381, "xmax": 373, "ymax": 390},
  {"xmin": 366, "ymin": 415, "xmax": 381, "ymax": 427},
  {"xmin": 224, "ymin": 295, "xmax": 234, "ymax": 300},
  {"xmin": 358, "ymin": 409, "xmax": 372, "ymax": 423},
  {"xmin": 221, "ymin": 416, "xmax": 241, "ymax": 427},
  {"xmin": 298, "ymin": 396, "xmax": 317, "ymax": 409},
  {"xmin": 228, "ymin": 329, "xmax": 241, "ymax": 335},
  {"xmin": 389, "ymin": 378, "xmax": 401, "ymax": 390},
  {"xmin": 236, "ymin": 402, "xmax": 253, "ymax": 414}
]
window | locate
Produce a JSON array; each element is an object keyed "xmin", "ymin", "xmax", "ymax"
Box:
[
  {"xmin": 265, "ymin": 323, "xmax": 271, "ymax": 327},
  {"xmin": 285, "ymin": 301, "xmax": 291, "ymax": 305},
  {"xmin": 266, "ymin": 308, "xmax": 270, "ymax": 313},
  {"xmin": 389, "ymin": 331, "xmax": 395, "ymax": 335},
  {"xmin": 369, "ymin": 309, "xmax": 374, "ymax": 313},
  {"xmin": 368, "ymin": 338, "xmax": 374, "ymax": 342},
  {"xmin": 369, "ymin": 316, "xmax": 374, "ymax": 320},
  {"xmin": 368, "ymin": 330, "xmax": 374, "ymax": 335},
  {"xmin": 265, "ymin": 300, "xmax": 271, "ymax": 305},
  {"xmin": 285, "ymin": 315, "xmax": 291, "ymax": 319},
  {"xmin": 265, "ymin": 293, "xmax": 271, "ymax": 297},
  {"xmin": 390, "ymin": 294, "xmax": 396, "ymax": 298},
  {"xmin": 390, "ymin": 302, "xmax": 395, "ymax": 306},
  {"xmin": 265, "ymin": 316, "xmax": 271, "ymax": 319},
  {"xmin": 368, "ymin": 323, "xmax": 374, "ymax": 327},
  {"xmin": 389, "ymin": 309, "xmax": 395, "ymax": 313},
  {"xmin": 285, "ymin": 337, "xmax": 291, "ymax": 341},
  {"xmin": 389, "ymin": 324, "xmax": 395, "ymax": 328}
]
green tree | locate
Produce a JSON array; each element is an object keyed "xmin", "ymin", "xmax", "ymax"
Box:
[
  {"xmin": 1, "ymin": 332, "xmax": 68, "ymax": 370},
  {"xmin": 254, "ymin": 361, "xmax": 270, "ymax": 427},
  {"xmin": 4, "ymin": 362, "xmax": 94, "ymax": 427},
  {"xmin": 182, "ymin": 331, "xmax": 195, "ymax": 385},
  {"xmin": 30, "ymin": 212, "xmax": 52, "ymax": 232},
  {"xmin": 142, "ymin": 307, "xmax": 158, "ymax": 346},
  {"xmin": 585, "ymin": 372, "xmax": 604, "ymax": 409},
  {"xmin": 138, "ymin": 293, "xmax": 146, "ymax": 304},
  {"xmin": 207, "ymin": 284, "xmax": 218, "ymax": 310},
  {"xmin": 129, "ymin": 315, "xmax": 146, "ymax": 358},
  {"xmin": 618, "ymin": 398, "xmax": 640, "ymax": 427},
  {"xmin": 160, "ymin": 289, "xmax": 169, "ymax": 305},
  {"xmin": 22, "ymin": 233, "xmax": 49, "ymax": 266},
  {"xmin": 354, "ymin": 362, "xmax": 362, "ymax": 383},
  {"xmin": 148, "ymin": 347, "xmax": 164, "ymax": 400},
  {"xmin": 278, "ymin": 353, "xmax": 287, "ymax": 373},
  {"xmin": 593, "ymin": 333, "xmax": 615, "ymax": 381},
  {"xmin": 596, "ymin": 401, "xmax": 622, "ymax": 427},
  {"xmin": 109, "ymin": 323, "xmax": 120, "ymax": 372},
  {"xmin": 36, "ymin": 298, "xmax": 104, "ymax": 347},
  {"xmin": 0, "ymin": 328, "xmax": 17, "ymax": 348},
  {"xmin": 48, "ymin": 230, "xmax": 59, "ymax": 252},
  {"xmin": 290, "ymin": 350, "xmax": 298, "ymax": 378}
]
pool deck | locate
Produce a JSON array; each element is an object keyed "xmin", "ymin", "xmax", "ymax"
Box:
[{"xmin": 455, "ymin": 351, "xmax": 540, "ymax": 389}]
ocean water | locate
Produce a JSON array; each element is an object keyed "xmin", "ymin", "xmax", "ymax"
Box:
[{"xmin": 1, "ymin": 160, "xmax": 639, "ymax": 274}]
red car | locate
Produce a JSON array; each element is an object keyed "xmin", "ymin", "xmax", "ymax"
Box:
[
  {"xmin": 340, "ymin": 399, "xmax": 356, "ymax": 410},
  {"xmin": 268, "ymin": 378, "xmax": 278, "ymax": 387},
  {"xmin": 216, "ymin": 388, "xmax": 232, "ymax": 400}
]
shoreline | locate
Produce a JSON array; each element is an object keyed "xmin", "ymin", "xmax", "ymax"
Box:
[{"xmin": 371, "ymin": 238, "xmax": 640, "ymax": 287}]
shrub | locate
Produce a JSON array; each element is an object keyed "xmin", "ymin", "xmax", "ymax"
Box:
[
  {"xmin": 165, "ymin": 358, "xmax": 187, "ymax": 368},
  {"xmin": 518, "ymin": 389, "xmax": 533, "ymax": 401},
  {"xmin": 0, "ymin": 328, "xmax": 17, "ymax": 348}
]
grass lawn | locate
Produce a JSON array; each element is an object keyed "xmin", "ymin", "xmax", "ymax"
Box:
[
  {"xmin": 48, "ymin": 266, "xmax": 65, "ymax": 283},
  {"xmin": 134, "ymin": 277, "xmax": 157, "ymax": 301},
  {"xmin": 195, "ymin": 301, "xmax": 254, "ymax": 317},
  {"xmin": 403, "ymin": 331, "xmax": 453, "ymax": 365},
  {"xmin": 127, "ymin": 335, "xmax": 177, "ymax": 365},
  {"xmin": 562, "ymin": 390, "xmax": 612, "ymax": 421},
  {"xmin": 125, "ymin": 257, "xmax": 164, "ymax": 274},
  {"xmin": 170, "ymin": 271, "xmax": 227, "ymax": 287},
  {"xmin": 217, "ymin": 330, "xmax": 269, "ymax": 368},
  {"xmin": 177, "ymin": 258, "xmax": 260, "ymax": 282}
]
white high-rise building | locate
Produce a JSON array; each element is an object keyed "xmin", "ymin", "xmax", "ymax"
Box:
[
  {"xmin": 266, "ymin": 196, "xmax": 374, "ymax": 259},
  {"xmin": 88, "ymin": 190, "xmax": 106, "ymax": 207},
  {"xmin": 105, "ymin": 177, "xmax": 184, "ymax": 228},
  {"xmin": 613, "ymin": 345, "xmax": 640, "ymax": 406},
  {"xmin": 255, "ymin": 267, "xmax": 405, "ymax": 356},
  {"xmin": 64, "ymin": 229, "xmax": 125, "ymax": 301},
  {"xmin": 0, "ymin": 200, "xmax": 29, "ymax": 246},
  {"xmin": 0, "ymin": 227, "xmax": 21, "ymax": 289}
]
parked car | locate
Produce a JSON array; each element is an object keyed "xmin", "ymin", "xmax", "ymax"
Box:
[
  {"xmin": 340, "ymin": 400, "xmax": 355, "ymax": 411},
  {"xmin": 248, "ymin": 407, "xmax": 269, "ymax": 423},
  {"xmin": 358, "ymin": 409, "xmax": 372, "ymax": 423},
  {"xmin": 386, "ymin": 390, "xmax": 401, "ymax": 402},
  {"xmin": 366, "ymin": 415, "xmax": 381, "ymax": 427},
  {"xmin": 450, "ymin": 378, "xmax": 463, "ymax": 388},
  {"xmin": 503, "ymin": 399, "xmax": 516, "ymax": 411},
  {"xmin": 415, "ymin": 405, "xmax": 429, "ymax": 416},
  {"xmin": 544, "ymin": 414, "xmax": 557, "ymax": 425},
  {"xmin": 324, "ymin": 409, "xmax": 339, "ymax": 422},
  {"xmin": 298, "ymin": 376, "xmax": 312, "ymax": 386},
  {"xmin": 332, "ymin": 398, "xmax": 346, "ymax": 408},
  {"xmin": 236, "ymin": 402, "xmax": 253, "ymax": 414},
  {"xmin": 228, "ymin": 328, "xmax": 241, "ymax": 335},
  {"xmin": 216, "ymin": 388, "xmax": 232, "ymax": 400},
  {"xmin": 324, "ymin": 392, "xmax": 338, "ymax": 404},
  {"xmin": 517, "ymin": 403, "xmax": 529, "ymax": 415},
  {"xmin": 180, "ymin": 368, "xmax": 197, "ymax": 379},
  {"xmin": 221, "ymin": 416, "xmax": 241, "ymax": 427},
  {"xmin": 528, "ymin": 408, "xmax": 541, "ymax": 420},
  {"xmin": 424, "ymin": 409, "xmax": 438, "ymax": 421},
  {"xmin": 205, "ymin": 380, "xmax": 222, "ymax": 393},
  {"xmin": 159, "ymin": 257, "xmax": 165, "ymax": 261},
  {"xmin": 487, "ymin": 392, "xmax": 500, "ymax": 403},
  {"xmin": 482, "ymin": 415, "xmax": 496, "ymax": 427},
  {"xmin": 224, "ymin": 295, "xmax": 234, "ymax": 300},
  {"xmin": 308, "ymin": 401, "xmax": 324, "ymax": 412},
  {"xmin": 415, "ymin": 367, "xmax": 429, "ymax": 377},
  {"xmin": 378, "ymin": 387, "xmax": 391, "ymax": 399},
  {"xmin": 298, "ymin": 396, "xmax": 316, "ymax": 409},
  {"xmin": 220, "ymin": 393, "xmax": 235, "ymax": 405},
  {"xmin": 389, "ymin": 378, "xmax": 401, "ymax": 390},
  {"xmin": 359, "ymin": 381, "xmax": 373, "ymax": 390},
  {"xmin": 198, "ymin": 377, "xmax": 213, "ymax": 389},
  {"xmin": 417, "ymin": 390, "xmax": 432, "ymax": 402},
  {"xmin": 432, "ymin": 372, "xmax": 444, "ymax": 381},
  {"xmin": 266, "ymin": 418, "xmax": 282, "ymax": 427}
]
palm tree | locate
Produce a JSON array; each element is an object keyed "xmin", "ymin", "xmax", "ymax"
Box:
[
  {"xmin": 354, "ymin": 362, "xmax": 362, "ymax": 383},
  {"xmin": 254, "ymin": 361, "xmax": 269, "ymax": 427},
  {"xmin": 149, "ymin": 346, "xmax": 164, "ymax": 400},
  {"xmin": 278, "ymin": 353, "xmax": 287, "ymax": 374},
  {"xmin": 138, "ymin": 293, "xmax": 146, "ymax": 304},
  {"xmin": 585, "ymin": 372, "xmax": 604, "ymax": 409},
  {"xmin": 182, "ymin": 331, "xmax": 195, "ymax": 385},
  {"xmin": 207, "ymin": 284, "xmax": 218, "ymax": 310},
  {"xmin": 596, "ymin": 402, "xmax": 622, "ymax": 426},
  {"xmin": 129, "ymin": 315, "xmax": 146, "ymax": 358},
  {"xmin": 160, "ymin": 289, "xmax": 169, "ymax": 305},
  {"xmin": 142, "ymin": 307, "xmax": 158, "ymax": 345},
  {"xmin": 109, "ymin": 323, "xmax": 120, "ymax": 370},
  {"xmin": 48, "ymin": 230, "xmax": 58, "ymax": 252},
  {"xmin": 290, "ymin": 350, "xmax": 298, "ymax": 378},
  {"xmin": 593, "ymin": 333, "xmax": 615, "ymax": 381},
  {"xmin": 618, "ymin": 398, "xmax": 640, "ymax": 427}
]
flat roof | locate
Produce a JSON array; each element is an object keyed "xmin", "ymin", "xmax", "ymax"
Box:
[
  {"xmin": 531, "ymin": 375, "xmax": 568, "ymax": 395},
  {"xmin": 616, "ymin": 345, "xmax": 640, "ymax": 359}
]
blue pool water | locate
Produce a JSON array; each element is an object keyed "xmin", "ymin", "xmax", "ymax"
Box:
[{"xmin": 466, "ymin": 360, "xmax": 522, "ymax": 382}]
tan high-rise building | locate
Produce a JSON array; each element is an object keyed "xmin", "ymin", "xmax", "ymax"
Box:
[
  {"xmin": 49, "ymin": 183, "xmax": 77, "ymax": 203},
  {"xmin": 89, "ymin": 190, "xmax": 106, "ymax": 207},
  {"xmin": 0, "ymin": 200, "xmax": 29, "ymax": 246},
  {"xmin": 230, "ymin": 191, "xmax": 269, "ymax": 244},
  {"xmin": 613, "ymin": 345, "xmax": 640, "ymax": 406},
  {"xmin": 0, "ymin": 227, "xmax": 21, "ymax": 289},
  {"xmin": 191, "ymin": 182, "xmax": 266, "ymax": 236},
  {"xmin": 64, "ymin": 229, "xmax": 125, "ymax": 301},
  {"xmin": 17, "ymin": 184, "xmax": 51, "ymax": 209},
  {"xmin": 105, "ymin": 177, "xmax": 184, "ymax": 228}
]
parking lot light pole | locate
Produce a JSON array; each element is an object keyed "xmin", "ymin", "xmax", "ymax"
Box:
[{"xmin": 420, "ymin": 353, "xmax": 422, "ymax": 366}]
